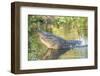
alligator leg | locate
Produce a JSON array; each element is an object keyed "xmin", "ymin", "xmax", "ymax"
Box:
[
  {"xmin": 42, "ymin": 48, "xmax": 53, "ymax": 60},
  {"xmin": 42, "ymin": 49, "xmax": 62, "ymax": 60}
]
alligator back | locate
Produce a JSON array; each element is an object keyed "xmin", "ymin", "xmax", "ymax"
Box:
[{"xmin": 38, "ymin": 31, "xmax": 81, "ymax": 49}]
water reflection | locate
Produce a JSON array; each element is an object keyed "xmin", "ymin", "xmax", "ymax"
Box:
[{"xmin": 42, "ymin": 37, "xmax": 88, "ymax": 60}]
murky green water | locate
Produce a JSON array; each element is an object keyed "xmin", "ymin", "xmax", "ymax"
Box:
[
  {"xmin": 59, "ymin": 46, "xmax": 88, "ymax": 59},
  {"xmin": 41, "ymin": 38, "xmax": 88, "ymax": 60}
]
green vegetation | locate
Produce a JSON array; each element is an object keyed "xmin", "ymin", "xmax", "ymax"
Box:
[{"xmin": 28, "ymin": 15, "xmax": 88, "ymax": 60}]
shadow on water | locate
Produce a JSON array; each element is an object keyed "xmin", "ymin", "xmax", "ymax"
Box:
[
  {"xmin": 42, "ymin": 45, "xmax": 88, "ymax": 60},
  {"xmin": 42, "ymin": 48, "xmax": 71, "ymax": 60},
  {"xmin": 42, "ymin": 39, "xmax": 88, "ymax": 60}
]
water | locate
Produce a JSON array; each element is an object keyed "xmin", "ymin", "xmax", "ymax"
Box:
[{"xmin": 42, "ymin": 37, "xmax": 88, "ymax": 60}]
